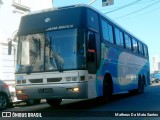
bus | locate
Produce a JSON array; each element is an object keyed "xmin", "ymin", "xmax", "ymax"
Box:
[{"xmin": 11, "ymin": 4, "xmax": 150, "ymax": 106}]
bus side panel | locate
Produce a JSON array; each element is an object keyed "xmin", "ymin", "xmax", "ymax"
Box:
[{"xmin": 96, "ymin": 43, "xmax": 149, "ymax": 96}]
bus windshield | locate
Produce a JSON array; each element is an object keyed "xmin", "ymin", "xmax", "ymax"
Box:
[{"xmin": 16, "ymin": 29, "xmax": 86, "ymax": 73}]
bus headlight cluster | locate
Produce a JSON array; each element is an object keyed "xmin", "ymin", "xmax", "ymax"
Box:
[
  {"xmin": 67, "ymin": 87, "xmax": 79, "ymax": 92},
  {"xmin": 66, "ymin": 77, "xmax": 78, "ymax": 82},
  {"xmin": 17, "ymin": 80, "xmax": 21, "ymax": 84},
  {"xmin": 17, "ymin": 80, "xmax": 26, "ymax": 84}
]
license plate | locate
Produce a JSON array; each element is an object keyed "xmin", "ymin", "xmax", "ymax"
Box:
[{"xmin": 38, "ymin": 88, "xmax": 53, "ymax": 93}]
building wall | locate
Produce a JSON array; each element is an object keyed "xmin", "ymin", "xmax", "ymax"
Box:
[
  {"xmin": 0, "ymin": 0, "xmax": 52, "ymax": 81},
  {"xmin": 153, "ymin": 55, "xmax": 159, "ymax": 72},
  {"xmin": 0, "ymin": 0, "xmax": 52, "ymax": 44}
]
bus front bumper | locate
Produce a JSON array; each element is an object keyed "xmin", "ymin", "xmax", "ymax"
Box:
[{"xmin": 16, "ymin": 82, "xmax": 88, "ymax": 100}]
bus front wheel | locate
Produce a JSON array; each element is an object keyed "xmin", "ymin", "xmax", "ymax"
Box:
[
  {"xmin": 103, "ymin": 75, "xmax": 113, "ymax": 101},
  {"xmin": 46, "ymin": 99, "xmax": 62, "ymax": 107}
]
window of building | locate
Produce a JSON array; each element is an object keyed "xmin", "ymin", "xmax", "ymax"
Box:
[
  {"xmin": 101, "ymin": 20, "xmax": 114, "ymax": 44},
  {"xmin": 115, "ymin": 28, "xmax": 124, "ymax": 47},
  {"xmin": 132, "ymin": 38, "xmax": 138, "ymax": 54},
  {"xmin": 124, "ymin": 34, "xmax": 132, "ymax": 50},
  {"xmin": 12, "ymin": 0, "xmax": 30, "ymax": 14}
]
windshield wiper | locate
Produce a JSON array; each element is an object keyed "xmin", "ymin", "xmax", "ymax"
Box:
[
  {"xmin": 26, "ymin": 39, "xmax": 41, "ymax": 74},
  {"xmin": 50, "ymin": 49, "xmax": 64, "ymax": 72}
]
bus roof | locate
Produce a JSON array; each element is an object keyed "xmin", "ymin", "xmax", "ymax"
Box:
[{"xmin": 19, "ymin": 4, "xmax": 147, "ymax": 46}]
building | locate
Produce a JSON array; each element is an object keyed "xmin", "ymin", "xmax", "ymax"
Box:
[
  {"xmin": 0, "ymin": 0, "xmax": 53, "ymax": 102},
  {"xmin": 153, "ymin": 55, "xmax": 159, "ymax": 73}
]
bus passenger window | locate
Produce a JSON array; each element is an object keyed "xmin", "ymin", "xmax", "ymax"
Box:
[
  {"xmin": 132, "ymin": 39, "xmax": 138, "ymax": 54},
  {"xmin": 124, "ymin": 34, "xmax": 132, "ymax": 50},
  {"xmin": 138, "ymin": 42, "xmax": 144, "ymax": 56},
  {"xmin": 144, "ymin": 45, "xmax": 148, "ymax": 57},
  {"xmin": 101, "ymin": 20, "xmax": 114, "ymax": 44},
  {"xmin": 115, "ymin": 28, "xmax": 124, "ymax": 47}
]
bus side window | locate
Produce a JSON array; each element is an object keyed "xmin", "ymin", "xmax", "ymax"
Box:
[
  {"xmin": 101, "ymin": 20, "xmax": 114, "ymax": 44},
  {"xmin": 124, "ymin": 34, "xmax": 132, "ymax": 50},
  {"xmin": 132, "ymin": 38, "xmax": 138, "ymax": 54},
  {"xmin": 115, "ymin": 28, "xmax": 124, "ymax": 48},
  {"xmin": 144, "ymin": 45, "xmax": 148, "ymax": 58},
  {"xmin": 138, "ymin": 42, "xmax": 144, "ymax": 56}
]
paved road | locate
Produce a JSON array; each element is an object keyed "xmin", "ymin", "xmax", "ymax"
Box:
[{"xmin": 1, "ymin": 83, "xmax": 160, "ymax": 120}]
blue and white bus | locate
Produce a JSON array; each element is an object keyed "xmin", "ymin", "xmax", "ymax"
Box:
[{"xmin": 14, "ymin": 4, "xmax": 150, "ymax": 106}]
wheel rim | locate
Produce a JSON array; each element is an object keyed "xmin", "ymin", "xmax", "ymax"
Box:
[{"xmin": 0, "ymin": 95, "xmax": 7, "ymax": 109}]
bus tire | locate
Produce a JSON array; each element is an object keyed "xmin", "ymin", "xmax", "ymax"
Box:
[
  {"xmin": 26, "ymin": 100, "xmax": 35, "ymax": 106},
  {"xmin": 103, "ymin": 74, "xmax": 113, "ymax": 101},
  {"xmin": 26, "ymin": 99, "xmax": 41, "ymax": 106},
  {"xmin": 46, "ymin": 99, "xmax": 62, "ymax": 107},
  {"xmin": 137, "ymin": 76, "xmax": 145, "ymax": 94},
  {"xmin": 129, "ymin": 76, "xmax": 145, "ymax": 95}
]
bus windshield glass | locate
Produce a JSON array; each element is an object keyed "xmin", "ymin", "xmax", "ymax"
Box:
[{"xmin": 16, "ymin": 29, "xmax": 86, "ymax": 73}]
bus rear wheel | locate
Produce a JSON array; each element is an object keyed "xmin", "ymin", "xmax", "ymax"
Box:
[
  {"xmin": 46, "ymin": 99, "xmax": 62, "ymax": 107},
  {"xmin": 137, "ymin": 78, "xmax": 145, "ymax": 94},
  {"xmin": 129, "ymin": 77, "xmax": 145, "ymax": 95}
]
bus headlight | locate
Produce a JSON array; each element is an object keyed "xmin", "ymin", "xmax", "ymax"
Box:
[
  {"xmin": 66, "ymin": 77, "xmax": 79, "ymax": 82},
  {"xmin": 22, "ymin": 80, "xmax": 26, "ymax": 84},
  {"xmin": 66, "ymin": 77, "xmax": 72, "ymax": 81},
  {"xmin": 17, "ymin": 80, "xmax": 21, "ymax": 84},
  {"xmin": 72, "ymin": 76, "xmax": 78, "ymax": 81},
  {"xmin": 16, "ymin": 90, "xmax": 25, "ymax": 94}
]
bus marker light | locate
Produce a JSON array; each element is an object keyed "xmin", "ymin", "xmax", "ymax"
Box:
[
  {"xmin": 17, "ymin": 95, "xmax": 29, "ymax": 100},
  {"xmin": 98, "ymin": 76, "xmax": 103, "ymax": 80}
]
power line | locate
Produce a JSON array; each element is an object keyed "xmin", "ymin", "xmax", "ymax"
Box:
[
  {"xmin": 122, "ymin": 5, "xmax": 160, "ymax": 20},
  {"xmin": 114, "ymin": 0, "xmax": 160, "ymax": 20},
  {"xmin": 104, "ymin": 0, "xmax": 142, "ymax": 14}
]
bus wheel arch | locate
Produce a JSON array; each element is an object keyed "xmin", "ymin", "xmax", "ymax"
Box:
[{"xmin": 102, "ymin": 73, "xmax": 113, "ymax": 100}]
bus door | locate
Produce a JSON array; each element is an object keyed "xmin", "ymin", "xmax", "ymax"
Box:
[{"xmin": 87, "ymin": 31, "xmax": 100, "ymax": 74}]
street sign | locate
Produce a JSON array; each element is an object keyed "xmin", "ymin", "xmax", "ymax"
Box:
[{"xmin": 102, "ymin": 0, "xmax": 114, "ymax": 7}]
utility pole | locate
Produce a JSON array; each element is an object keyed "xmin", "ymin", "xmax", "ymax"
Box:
[
  {"xmin": 88, "ymin": 0, "xmax": 96, "ymax": 5},
  {"xmin": 52, "ymin": 0, "xmax": 54, "ymax": 6},
  {"xmin": 0, "ymin": 0, "xmax": 3, "ymax": 8}
]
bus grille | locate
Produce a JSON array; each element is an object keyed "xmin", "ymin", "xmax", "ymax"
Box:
[
  {"xmin": 29, "ymin": 79, "xmax": 43, "ymax": 83},
  {"xmin": 47, "ymin": 78, "xmax": 62, "ymax": 82}
]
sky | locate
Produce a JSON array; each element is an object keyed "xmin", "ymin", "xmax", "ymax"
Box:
[
  {"xmin": 50, "ymin": 0, "xmax": 160, "ymax": 71},
  {"xmin": 4, "ymin": 0, "xmax": 159, "ymax": 71}
]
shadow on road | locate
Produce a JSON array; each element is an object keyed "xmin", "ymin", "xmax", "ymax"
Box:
[{"xmin": 39, "ymin": 92, "xmax": 138, "ymax": 111}]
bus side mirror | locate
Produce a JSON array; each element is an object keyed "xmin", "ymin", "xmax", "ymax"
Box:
[{"xmin": 8, "ymin": 39, "xmax": 12, "ymax": 55}]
